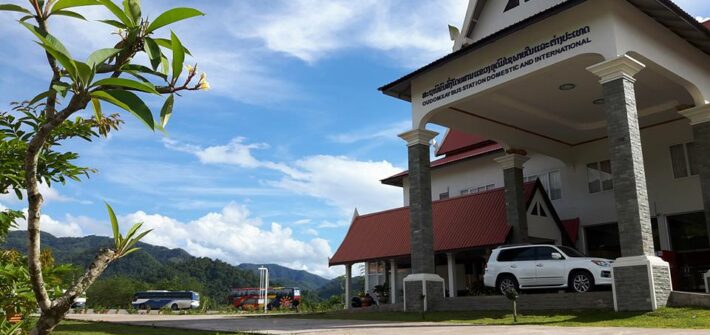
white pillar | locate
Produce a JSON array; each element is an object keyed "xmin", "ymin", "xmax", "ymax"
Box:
[
  {"xmin": 364, "ymin": 262, "xmax": 370, "ymax": 293},
  {"xmin": 657, "ymin": 215, "xmax": 672, "ymax": 251},
  {"xmin": 446, "ymin": 253, "xmax": 456, "ymax": 297},
  {"xmin": 390, "ymin": 259, "xmax": 397, "ymax": 304},
  {"xmin": 344, "ymin": 264, "xmax": 352, "ymax": 310}
]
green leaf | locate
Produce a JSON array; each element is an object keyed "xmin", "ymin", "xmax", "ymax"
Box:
[
  {"xmin": 87, "ymin": 48, "xmax": 121, "ymax": 67},
  {"xmin": 106, "ymin": 202, "xmax": 120, "ymax": 248},
  {"xmin": 96, "ymin": 0, "xmax": 132, "ymax": 26},
  {"xmin": 91, "ymin": 97, "xmax": 102, "ymax": 121},
  {"xmin": 146, "ymin": 7, "xmax": 204, "ymax": 33},
  {"xmin": 52, "ymin": 82, "xmax": 71, "ymax": 97},
  {"xmin": 123, "ymin": 222, "xmax": 143, "ymax": 242},
  {"xmin": 91, "ymin": 78, "xmax": 158, "ymax": 94},
  {"xmin": 122, "ymin": 0, "xmax": 140, "ymax": 24},
  {"xmin": 51, "ymin": 10, "xmax": 87, "ymax": 20},
  {"xmin": 160, "ymin": 56, "xmax": 169, "ymax": 76},
  {"xmin": 74, "ymin": 61, "xmax": 93, "ymax": 86},
  {"xmin": 91, "ymin": 90, "xmax": 155, "ymax": 130},
  {"xmin": 97, "ymin": 19, "xmax": 126, "ymax": 29},
  {"xmin": 51, "ymin": 0, "xmax": 99, "ymax": 12},
  {"xmin": 170, "ymin": 31, "xmax": 184, "ymax": 83},
  {"xmin": 120, "ymin": 247, "xmax": 142, "ymax": 257},
  {"xmin": 0, "ymin": 4, "xmax": 32, "ymax": 14},
  {"xmin": 143, "ymin": 37, "xmax": 162, "ymax": 71},
  {"xmin": 34, "ymin": 42, "xmax": 77, "ymax": 79},
  {"xmin": 152, "ymin": 37, "xmax": 191, "ymax": 56},
  {"xmin": 121, "ymin": 64, "xmax": 167, "ymax": 80},
  {"xmin": 124, "ymin": 229, "xmax": 152, "ymax": 251},
  {"xmin": 28, "ymin": 90, "xmax": 52, "ymax": 106},
  {"xmin": 160, "ymin": 94, "xmax": 174, "ymax": 128},
  {"xmin": 21, "ymin": 22, "xmax": 72, "ymax": 58}
]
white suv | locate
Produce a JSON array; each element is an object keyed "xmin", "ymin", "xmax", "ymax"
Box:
[{"xmin": 483, "ymin": 244, "xmax": 613, "ymax": 294}]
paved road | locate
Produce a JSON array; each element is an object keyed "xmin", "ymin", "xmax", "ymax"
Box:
[{"xmin": 67, "ymin": 314, "xmax": 710, "ymax": 335}]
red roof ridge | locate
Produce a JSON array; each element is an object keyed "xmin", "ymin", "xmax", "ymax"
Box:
[
  {"xmin": 356, "ymin": 181, "xmax": 537, "ymax": 218},
  {"xmin": 356, "ymin": 205, "xmax": 410, "ymax": 219}
]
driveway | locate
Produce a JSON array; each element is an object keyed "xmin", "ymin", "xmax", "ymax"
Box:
[{"xmin": 66, "ymin": 314, "xmax": 710, "ymax": 335}]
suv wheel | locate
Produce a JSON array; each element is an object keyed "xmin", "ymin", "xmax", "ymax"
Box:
[
  {"xmin": 496, "ymin": 275, "xmax": 519, "ymax": 295},
  {"xmin": 569, "ymin": 270, "xmax": 594, "ymax": 293}
]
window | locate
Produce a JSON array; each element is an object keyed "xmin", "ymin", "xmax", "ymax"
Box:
[
  {"xmin": 460, "ymin": 184, "xmax": 495, "ymax": 196},
  {"xmin": 439, "ymin": 192, "xmax": 449, "ymax": 200},
  {"xmin": 524, "ymin": 170, "xmax": 562, "ymax": 200},
  {"xmin": 670, "ymin": 143, "xmax": 699, "ymax": 179},
  {"xmin": 587, "ymin": 160, "xmax": 612, "ymax": 194},
  {"xmin": 535, "ymin": 247, "xmax": 563, "ymax": 260},
  {"xmin": 530, "ymin": 202, "xmax": 547, "ymax": 217},
  {"xmin": 668, "ymin": 212, "xmax": 709, "ymax": 251},
  {"xmin": 497, "ymin": 247, "xmax": 536, "ymax": 262}
]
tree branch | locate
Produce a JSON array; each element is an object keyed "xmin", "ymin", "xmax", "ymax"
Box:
[{"xmin": 24, "ymin": 94, "xmax": 89, "ymax": 313}]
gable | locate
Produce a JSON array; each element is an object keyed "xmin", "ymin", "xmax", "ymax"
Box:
[
  {"xmin": 468, "ymin": 0, "xmax": 570, "ymax": 43},
  {"xmin": 526, "ymin": 187, "xmax": 563, "ymax": 244}
]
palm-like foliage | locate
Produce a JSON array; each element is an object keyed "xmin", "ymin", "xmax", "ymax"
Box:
[{"xmin": 106, "ymin": 203, "xmax": 152, "ymax": 259}]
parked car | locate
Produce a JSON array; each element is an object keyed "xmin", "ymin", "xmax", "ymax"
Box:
[{"xmin": 483, "ymin": 244, "xmax": 613, "ymax": 294}]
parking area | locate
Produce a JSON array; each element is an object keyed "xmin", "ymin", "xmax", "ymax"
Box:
[{"xmin": 66, "ymin": 313, "xmax": 710, "ymax": 335}]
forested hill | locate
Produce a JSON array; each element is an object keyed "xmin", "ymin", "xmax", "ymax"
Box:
[
  {"xmin": 1, "ymin": 231, "xmax": 332, "ymax": 305},
  {"xmin": 237, "ymin": 263, "xmax": 329, "ymax": 291}
]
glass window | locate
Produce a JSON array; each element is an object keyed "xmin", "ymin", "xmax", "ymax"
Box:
[
  {"xmin": 651, "ymin": 218, "xmax": 660, "ymax": 252},
  {"xmin": 557, "ymin": 246, "xmax": 586, "ymax": 257},
  {"xmin": 687, "ymin": 142, "xmax": 699, "ymax": 176},
  {"xmin": 585, "ymin": 223, "xmax": 621, "ymax": 259},
  {"xmin": 497, "ymin": 247, "xmax": 536, "ymax": 262},
  {"xmin": 670, "ymin": 144, "xmax": 688, "ymax": 178},
  {"xmin": 535, "ymin": 247, "xmax": 563, "ymax": 260},
  {"xmin": 587, "ymin": 162, "xmax": 601, "ymax": 193},
  {"xmin": 548, "ymin": 171, "xmax": 562, "ymax": 200},
  {"xmin": 599, "ymin": 160, "xmax": 613, "ymax": 191},
  {"xmin": 587, "ymin": 161, "xmax": 612, "ymax": 193},
  {"xmin": 439, "ymin": 192, "xmax": 449, "ymax": 200},
  {"xmin": 668, "ymin": 212, "xmax": 709, "ymax": 251}
]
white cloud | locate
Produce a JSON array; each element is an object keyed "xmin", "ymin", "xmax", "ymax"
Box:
[
  {"xmin": 294, "ymin": 219, "xmax": 312, "ymax": 225},
  {"xmin": 7, "ymin": 201, "xmax": 340, "ymax": 278},
  {"xmin": 0, "ymin": 184, "xmax": 91, "ymax": 206},
  {"xmin": 228, "ymin": 0, "xmax": 468, "ymax": 67},
  {"xmin": 698, "ymin": 16, "xmax": 710, "ymax": 22},
  {"xmin": 318, "ymin": 220, "xmax": 350, "ymax": 229},
  {"xmin": 329, "ymin": 120, "xmax": 410, "ymax": 144},
  {"xmin": 165, "ymin": 137, "xmax": 404, "ymax": 214},
  {"xmin": 11, "ymin": 210, "xmax": 84, "ymax": 238},
  {"xmin": 121, "ymin": 203, "xmax": 337, "ymax": 277}
]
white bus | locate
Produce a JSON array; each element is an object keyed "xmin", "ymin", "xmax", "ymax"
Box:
[{"xmin": 131, "ymin": 290, "xmax": 200, "ymax": 310}]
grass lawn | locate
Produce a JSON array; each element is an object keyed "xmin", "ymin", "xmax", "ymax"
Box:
[
  {"xmin": 285, "ymin": 307, "xmax": 710, "ymax": 329},
  {"xmin": 52, "ymin": 320, "xmax": 242, "ymax": 335}
]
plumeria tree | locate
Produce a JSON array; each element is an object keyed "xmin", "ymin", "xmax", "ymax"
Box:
[{"xmin": 0, "ymin": 0, "xmax": 206, "ymax": 333}]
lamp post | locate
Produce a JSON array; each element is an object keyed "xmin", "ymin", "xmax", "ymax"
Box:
[{"xmin": 258, "ymin": 266, "xmax": 269, "ymax": 313}]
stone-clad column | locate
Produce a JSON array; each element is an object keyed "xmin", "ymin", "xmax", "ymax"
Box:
[
  {"xmin": 679, "ymin": 104, "xmax": 710, "ymax": 246},
  {"xmin": 588, "ymin": 55, "xmax": 671, "ymax": 312},
  {"xmin": 399, "ymin": 129, "xmax": 444, "ymax": 312},
  {"xmin": 495, "ymin": 152, "xmax": 530, "ymax": 243}
]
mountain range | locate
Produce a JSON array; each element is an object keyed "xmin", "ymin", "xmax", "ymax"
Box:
[{"xmin": 2, "ymin": 231, "xmax": 355, "ymax": 304}]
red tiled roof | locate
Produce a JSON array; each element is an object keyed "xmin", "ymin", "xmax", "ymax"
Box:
[
  {"xmin": 329, "ymin": 182, "xmax": 538, "ymax": 266},
  {"xmin": 704, "ymin": 20, "xmax": 710, "ymax": 30},
  {"xmin": 562, "ymin": 218, "xmax": 580, "ymax": 243},
  {"xmin": 436, "ymin": 129, "xmax": 489, "ymax": 156}
]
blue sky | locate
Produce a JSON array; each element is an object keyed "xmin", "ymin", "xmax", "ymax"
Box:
[{"xmin": 1, "ymin": 0, "xmax": 708, "ymax": 278}]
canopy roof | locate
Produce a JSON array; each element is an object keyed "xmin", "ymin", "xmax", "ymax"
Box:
[{"xmin": 380, "ymin": 0, "xmax": 710, "ymax": 101}]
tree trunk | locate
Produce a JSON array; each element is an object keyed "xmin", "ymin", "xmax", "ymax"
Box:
[{"xmin": 30, "ymin": 249, "xmax": 116, "ymax": 335}]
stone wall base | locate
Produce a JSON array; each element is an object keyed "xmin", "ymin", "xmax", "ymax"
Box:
[
  {"xmin": 403, "ymin": 274, "xmax": 445, "ymax": 312},
  {"xmin": 612, "ymin": 255, "xmax": 671, "ymax": 311}
]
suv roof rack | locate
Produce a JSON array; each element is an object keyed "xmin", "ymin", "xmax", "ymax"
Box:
[{"xmin": 494, "ymin": 243, "xmax": 533, "ymax": 249}]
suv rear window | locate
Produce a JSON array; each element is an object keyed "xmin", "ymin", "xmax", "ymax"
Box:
[{"xmin": 497, "ymin": 247, "xmax": 536, "ymax": 262}]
